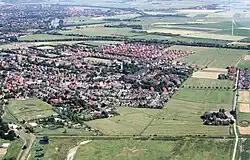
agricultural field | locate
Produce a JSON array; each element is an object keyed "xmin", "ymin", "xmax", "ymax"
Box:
[
  {"xmin": 5, "ymin": 98, "xmax": 57, "ymax": 121},
  {"xmin": 183, "ymin": 78, "xmax": 233, "ymax": 88},
  {"xmin": 171, "ymin": 45, "xmax": 247, "ymax": 68},
  {"xmin": 83, "ymin": 40, "xmax": 124, "ymax": 46},
  {"xmin": 237, "ymin": 91, "xmax": 250, "ymax": 135},
  {"xmin": 59, "ymin": 27, "xmax": 140, "ymax": 37},
  {"xmin": 87, "ymin": 88, "xmax": 234, "ymax": 136},
  {"xmin": 147, "ymin": 28, "xmax": 247, "ymax": 41},
  {"xmin": 86, "ymin": 107, "xmax": 161, "ymax": 135},
  {"xmin": 18, "ymin": 34, "xmax": 80, "ymax": 41},
  {"xmin": 142, "ymin": 88, "xmax": 233, "ymax": 136},
  {"xmin": 75, "ymin": 139, "xmax": 234, "ymax": 160}
]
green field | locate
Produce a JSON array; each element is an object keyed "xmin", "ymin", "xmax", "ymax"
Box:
[
  {"xmin": 29, "ymin": 138, "xmax": 81, "ymax": 160},
  {"xmin": 183, "ymin": 78, "xmax": 233, "ymax": 88},
  {"xmin": 75, "ymin": 139, "xmax": 233, "ymax": 160},
  {"xmin": 172, "ymin": 45, "xmax": 247, "ymax": 68},
  {"xmin": 59, "ymin": 27, "xmax": 140, "ymax": 37},
  {"xmin": 83, "ymin": 40, "xmax": 124, "ymax": 46},
  {"xmin": 237, "ymin": 138, "xmax": 250, "ymax": 160},
  {"xmin": 18, "ymin": 34, "xmax": 80, "ymax": 41},
  {"xmin": 86, "ymin": 107, "xmax": 161, "ymax": 135},
  {"xmin": 215, "ymin": 29, "xmax": 250, "ymax": 37},
  {"xmin": 5, "ymin": 98, "xmax": 56, "ymax": 121},
  {"xmin": 87, "ymin": 88, "xmax": 233, "ymax": 136},
  {"xmin": 35, "ymin": 128, "xmax": 93, "ymax": 136},
  {"xmin": 3, "ymin": 139, "xmax": 23, "ymax": 160},
  {"xmin": 141, "ymin": 88, "xmax": 233, "ymax": 136},
  {"xmin": 237, "ymin": 58, "xmax": 250, "ymax": 70}
]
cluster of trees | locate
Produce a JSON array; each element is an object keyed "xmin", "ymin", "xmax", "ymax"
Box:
[
  {"xmin": 200, "ymin": 109, "xmax": 234, "ymax": 126},
  {"xmin": 104, "ymin": 24, "xmax": 143, "ymax": 30},
  {"xmin": 0, "ymin": 118, "xmax": 17, "ymax": 141}
]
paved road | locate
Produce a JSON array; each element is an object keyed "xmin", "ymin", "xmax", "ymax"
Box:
[{"xmin": 232, "ymin": 69, "xmax": 239, "ymax": 160}]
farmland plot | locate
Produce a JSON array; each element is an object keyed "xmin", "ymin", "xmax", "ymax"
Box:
[
  {"xmin": 142, "ymin": 89, "xmax": 233, "ymax": 136},
  {"xmin": 75, "ymin": 139, "xmax": 233, "ymax": 160},
  {"xmin": 171, "ymin": 45, "xmax": 247, "ymax": 68}
]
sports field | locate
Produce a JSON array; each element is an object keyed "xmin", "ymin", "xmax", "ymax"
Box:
[
  {"xmin": 75, "ymin": 139, "xmax": 234, "ymax": 160},
  {"xmin": 5, "ymin": 98, "xmax": 56, "ymax": 121},
  {"xmin": 171, "ymin": 45, "xmax": 247, "ymax": 68}
]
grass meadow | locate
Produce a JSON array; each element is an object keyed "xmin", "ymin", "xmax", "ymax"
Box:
[
  {"xmin": 5, "ymin": 98, "xmax": 56, "ymax": 121},
  {"xmin": 3, "ymin": 139, "xmax": 23, "ymax": 160},
  {"xmin": 86, "ymin": 107, "xmax": 161, "ymax": 135},
  {"xmin": 59, "ymin": 27, "xmax": 140, "ymax": 37},
  {"xmin": 75, "ymin": 139, "xmax": 234, "ymax": 160},
  {"xmin": 142, "ymin": 88, "xmax": 233, "ymax": 136},
  {"xmin": 87, "ymin": 87, "xmax": 233, "ymax": 136}
]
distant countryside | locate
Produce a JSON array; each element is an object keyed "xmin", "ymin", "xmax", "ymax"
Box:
[{"xmin": 0, "ymin": 0, "xmax": 250, "ymax": 160}]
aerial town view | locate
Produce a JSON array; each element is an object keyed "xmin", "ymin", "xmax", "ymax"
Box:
[{"xmin": 0, "ymin": 0, "xmax": 250, "ymax": 159}]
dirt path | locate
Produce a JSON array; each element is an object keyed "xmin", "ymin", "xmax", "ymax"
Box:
[
  {"xmin": 17, "ymin": 129, "xmax": 36, "ymax": 160},
  {"xmin": 232, "ymin": 69, "xmax": 239, "ymax": 160},
  {"xmin": 66, "ymin": 140, "xmax": 92, "ymax": 160}
]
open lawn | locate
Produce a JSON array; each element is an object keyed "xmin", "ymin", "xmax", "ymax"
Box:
[
  {"xmin": 3, "ymin": 139, "xmax": 23, "ymax": 160},
  {"xmin": 59, "ymin": 27, "xmax": 140, "ymax": 37},
  {"xmin": 18, "ymin": 34, "xmax": 80, "ymax": 41},
  {"xmin": 183, "ymin": 78, "xmax": 233, "ymax": 88},
  {"xmin": 86, "ymin": 107, "xmax": 161, "ymax": 135},
  {"xmin": 75, "ymin": 139, "xmax": 233, "ymax": 160},
  {"xmin": 171, "ymin": 45, "xmax": 247, "ymax": 68},
  {"xmin": 5, "ymin": 98, "xmax": 56, "ymax": 121}
]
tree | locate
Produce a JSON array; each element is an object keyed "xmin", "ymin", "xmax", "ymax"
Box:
[{"xmin": 6, "ymin": 130, "xmax": 16, "ymax": 141}]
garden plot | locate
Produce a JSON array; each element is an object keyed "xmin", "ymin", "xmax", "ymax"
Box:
[{"xmin": 192, "ymin": 71, "xmax": 221, "ymax": 79}]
